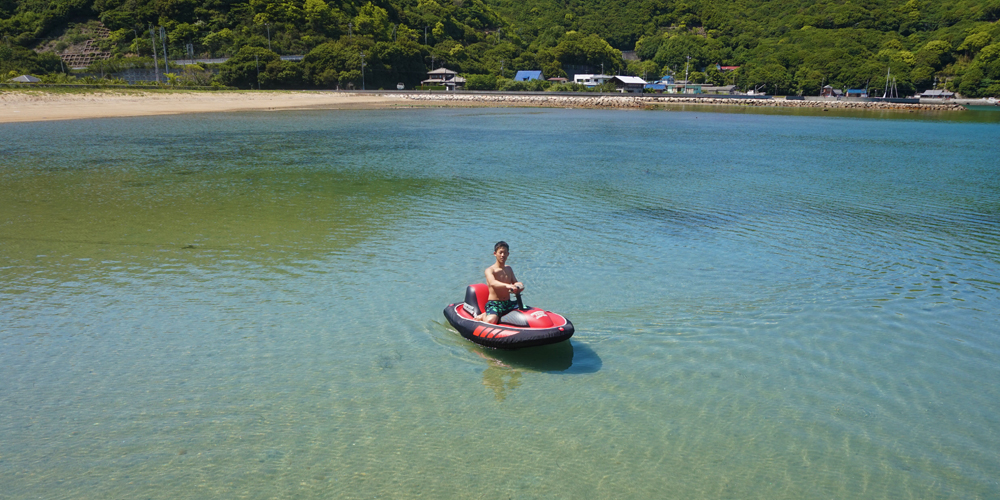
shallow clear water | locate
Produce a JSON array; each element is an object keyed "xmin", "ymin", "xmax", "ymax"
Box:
[{"xmin": 2, "ymin": 107, "xmax": 999, "ymax": 499}]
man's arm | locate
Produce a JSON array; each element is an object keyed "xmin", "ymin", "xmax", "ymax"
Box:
[{"xmin": 507, "ymin": 267, "xmax": 524, "ymax": 292}]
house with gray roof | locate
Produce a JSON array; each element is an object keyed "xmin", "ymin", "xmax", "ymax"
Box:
[
  {"xmin": 609, "ymin": 76, "xmax": 647, "ymax": 93},
  {"xmin": 421, "ymin": 68, "xmax": 466, "ymax": 90}
]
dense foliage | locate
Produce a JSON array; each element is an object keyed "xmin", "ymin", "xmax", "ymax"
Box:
[{"xmin": 1, "ymin": 0, "xmax": 999, "ymax": 95}]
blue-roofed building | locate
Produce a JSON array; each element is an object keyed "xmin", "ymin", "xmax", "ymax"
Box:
[
  {"xmin": 847, "ymin": 88, "xmax": 868, "ymax": 98},
  {"xmin": 514, "ymin": 70, "xmax": 544, "ymax": 82},
  {"xmin": 644, "ymin": 76, "xmax": 675, "ymax": 92}
]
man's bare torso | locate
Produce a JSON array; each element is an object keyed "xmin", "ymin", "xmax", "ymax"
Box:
[{"xmin": 486, "ymin": 264, "xmax": 516, "ymax": 301}]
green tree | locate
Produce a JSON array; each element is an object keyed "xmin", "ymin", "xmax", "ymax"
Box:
[
  {"xmin": 653, "ymin": 34, "xmax": 708, "ymax": 74},
  {"xmin": 303, "ymin": 38, "xmax": 368, "ymax": 87},
  {"xmin": 958, "ymin": 32, "xmax": 992, "ymax": 55},
  {"xmin": 910, "ymin": 65, "xmax": 935, "ymax": 89},
  {"xmin": 741, "ymin": 63, "xmax": 792, "ymax": 94},
  {"xmin": 0, "ymin": 45, "xmax": 64, "ymax": 76},
  {"xmin": 354, "ymin": 2, "xmax": 390, "ymax": 40},
  {"xmin": 552, "ymin": 31, "xmax": 623, "ymax": 74},
  {"xmin": 465, "ymin": 73, "xmax": 497, "ymax": 89},
  {"xmin": 370, "ymin": 39, "xmax": 426, "ymax": 89},
  {"xmin": 793, "ymin": 67, "xmax": 824, "ymax": 95},
  {"xmin": 217, "ymin": 45, "xmax": 281, "ymax": 88},
  {"xmin": 959, "ymin": 65, "xmax": 984, "ymax": 96},
  {"xmin": 915, "ymin": 40, "xmax": 953, "ymax": 69}
]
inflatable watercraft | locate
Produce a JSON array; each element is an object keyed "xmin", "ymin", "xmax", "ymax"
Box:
[{"xmin": 443, "ymin": 284, "xmax": 574, "ymax": 349}]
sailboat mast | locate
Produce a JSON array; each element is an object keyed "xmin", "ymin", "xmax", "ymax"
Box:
[{"xmin": 882, "ymin": 67, "xmax": 890, "ymax": 98}]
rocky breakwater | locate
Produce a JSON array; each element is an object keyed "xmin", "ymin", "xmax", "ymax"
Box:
[
  {"xmin": 391, "ymin": 93, "xmax": 650, "ymax": 108},
  {"xmin": 384, "ymin": 92, "xmax": 966, "ymax": 111}
]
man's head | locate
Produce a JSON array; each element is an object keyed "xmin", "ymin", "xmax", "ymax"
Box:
[{"xmin": 493, "ymin": 241, "xmax": 509, "ymax": 264}]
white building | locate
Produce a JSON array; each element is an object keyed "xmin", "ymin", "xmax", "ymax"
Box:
[{"xmin": 573, "ymin": 74, "xmax": 612, "ymax": 87}]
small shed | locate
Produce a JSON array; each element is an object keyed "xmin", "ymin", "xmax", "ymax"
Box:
[
  {"xmin": 701, "ymin": 85, "xmax": 737, "ymax": 95},
  {"xmin": 668, "ymin": 82, "xmax": 702, "ymax": 94},
  {"xmin": 820, "ymin": 85, "xmax": 844, "ymax": 97},
  {"xmin": 820, "ymin": 86, "xmax": 845, "ymax": 98},
  {"xmin": 547, "ymin": 77, "xmax": 568, "ymax": 83},
  {"xmin": 610, "ymin": 76, "xmax": 647, "ymax": 93},
  {"xmin": 9, "ymin": 75, "xmax": 41, "ymax": 83},
  {"xmin": 846, "ymin": 88, "xmax": 868, "ymax": 98},
  {"xmin": 513, "ymin": 70, "xmax": 544, "ymax": 82},
  {"xmin": 918, "ymin": 89, "xmax": 955, "ymax": 99}
]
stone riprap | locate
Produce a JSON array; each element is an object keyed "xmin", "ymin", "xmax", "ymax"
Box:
[{"xmin": 384, "ymin": 92, "xmax": 966, "ymax": 111}]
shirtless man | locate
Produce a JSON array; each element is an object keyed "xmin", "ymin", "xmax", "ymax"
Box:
[{"xmin": 474, "ymin": 241, "xmax": 525, "ymax": 324}]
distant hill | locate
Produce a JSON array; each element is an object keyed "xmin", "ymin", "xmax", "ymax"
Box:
[{"xmin": 1, "ymin": 0, "xmax": 998, "ymax": 96}]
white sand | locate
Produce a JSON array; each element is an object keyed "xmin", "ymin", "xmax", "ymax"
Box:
[{"xmin": 0, "ymin": 90, "xmax": 409, "ymax": 123}]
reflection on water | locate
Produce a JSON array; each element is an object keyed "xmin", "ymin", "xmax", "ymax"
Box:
[
  {"xmin": 2, "ymin": 108, "xmax": 1000, "ymax": 499},
  {"xmin": 469, "ymin": 341, "xmax": 602, "ymax": 400},
  {"xmin": 480, "ymin": 354, "xmax": 523, "ymax": 401}
]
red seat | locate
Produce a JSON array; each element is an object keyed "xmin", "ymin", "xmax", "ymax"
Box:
[{"xmin": 464, "ymin": 283, "xmax": 489, "ymax": 316}]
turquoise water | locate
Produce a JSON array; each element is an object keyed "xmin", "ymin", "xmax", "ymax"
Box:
[{"xmin": 2, "ymin": 107, "xmax": 999, "ymax": 498}]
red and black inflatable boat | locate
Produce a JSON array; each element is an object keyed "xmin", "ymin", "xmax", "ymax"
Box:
[{"xmin": 443, "ymin": 284, "xmax": 574, "ymax": 349}]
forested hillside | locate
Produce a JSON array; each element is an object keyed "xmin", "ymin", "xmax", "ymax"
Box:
[{"xmin": 1, "ymin": 0, "xmax": 999, "ymax": 96}]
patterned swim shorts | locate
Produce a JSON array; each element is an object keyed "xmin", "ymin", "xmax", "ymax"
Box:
[{"xmin": 484, "ymin": 299, "xmax": 519, "ymax": 318}]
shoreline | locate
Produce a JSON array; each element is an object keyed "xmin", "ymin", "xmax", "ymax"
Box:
[{"xmin": 0, "ymin": 89, "xmax": 968, "ymax": 123}]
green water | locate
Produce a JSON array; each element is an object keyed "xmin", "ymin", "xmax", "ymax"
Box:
[{"xmin": 2, "ymin": 108, "xmax": 999, "ymax": 499}]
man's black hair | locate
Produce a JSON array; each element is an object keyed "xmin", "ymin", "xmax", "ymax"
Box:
[{"xmin": 494, "ymin": 241, "xmax": 509, "ymax": 252}]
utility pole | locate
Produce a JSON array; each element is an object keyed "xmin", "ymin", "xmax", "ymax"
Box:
[
  {"xmin": 266, "ymin": 23, "xmax": 271, "ymax": 51},
  {"xmin": 684, "ymin": 55, "xmax": 690, "ymax": 82},
  {"xmin": 392, "ymin": 24, "xmax": 397, "ymax": 42},
  {"xmin": 348, "ymin": 22, "xmax": 353, "ymax": 40},
  {"xmin": 131, "ymin": 29, "xmax": 139, "ymax": 56},
  {"xmin": 360, "ymin": 52, "xmax": 365, "ymax": 90},
  {"xmin": 150, "ymin": 25, "xmax": 160, "ymax": 83},
  {"xmin": 424, "ymin": 26, "xmax": 428, "ymax": 45},
  {"xmin": 160, "ymin": 26, "xmax": 168, "ymax": 76},
  {"xmin": 255, "ymin": 53, "xmax": 260, "ymax": 90}
]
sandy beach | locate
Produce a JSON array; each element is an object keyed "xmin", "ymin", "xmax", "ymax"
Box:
[
  {"xmin": 0, "ymin": 89, "xmax": 967, "ymax": 123},
  {"xmin": 0, "ymin": 90, "xmax": 412, "ymax": 123}
]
